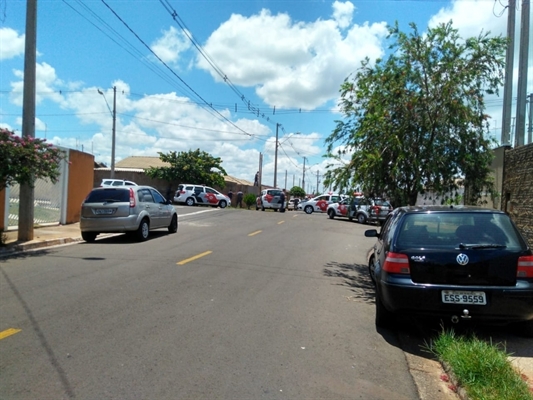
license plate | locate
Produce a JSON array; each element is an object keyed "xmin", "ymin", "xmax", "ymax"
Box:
[
  {"xmin": 94, "ymin": 208, "xmax": 114, "ymax": 215},
  {"xmin": 442, "ymin": 290, "xmax": 486, "ymax": 305}
]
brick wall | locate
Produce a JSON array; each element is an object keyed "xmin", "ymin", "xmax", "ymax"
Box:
[{"xmin": 502, "ymin": 142, "xmax": 533, "ymax": 245}]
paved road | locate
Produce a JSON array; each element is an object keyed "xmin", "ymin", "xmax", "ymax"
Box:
[{"xmin": 1, "ymin": 208, "xmax": 455, "ymax": 399}]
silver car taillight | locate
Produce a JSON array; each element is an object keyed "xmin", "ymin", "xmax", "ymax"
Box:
[{"xmin": 129, "ymin": 188, "xmax": 136, "ymax": 207}]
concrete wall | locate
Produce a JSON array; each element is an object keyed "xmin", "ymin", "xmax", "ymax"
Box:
[
  {"xmin": 66, "ymin": 150, "xmax": 95, "ymax": 223},
  {"xmin": 502, "ymin": 142, "xmax": 533, "ymax": 244}
]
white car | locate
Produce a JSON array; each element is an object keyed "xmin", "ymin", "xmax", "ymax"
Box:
[
  {"xmin": 100, "ymin": 179, "xmax": 138, "ymax": 187},
  {"xmin": 297, "ymin": 193, "xmax": 347, "ymax": 214},
  {"xmin": 174, "ymin": 184, "xmax": 230, "ymax": 208},
  {"xmin": 256, "ymin": 188, "xmax": 283, "ymax": 211}
]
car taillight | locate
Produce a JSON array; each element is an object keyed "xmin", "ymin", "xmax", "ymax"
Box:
[
  {"xmin": 517, "ymin": 255, "xmax": 533, "ymax": 278},
  {"xmin": 129, "ymin": 188, "xmax": 135, "ymax": 207},
  {"xmin": 383, "ymin": 252, "xmax": 410, "ymax": 275},
  {"xmin": 180, "ymin": 190, "xmax": 186, "ymax": 194}
]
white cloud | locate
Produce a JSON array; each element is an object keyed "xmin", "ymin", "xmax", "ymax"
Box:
[
  {"xmin": 10, "ymin": 62, "xmax": 64, "ymax": 106},
  {"xmin": 332, "ymin": 1, "xmax": 355, "ymax": 30},
  {"xmin": 151, "ymin": 26, "xmax": 192, "ymax": 64},
  {"xmin": 0, "ymin": 28, "xmax": 25, "ymax": 60},
  {"xmin": 196, "ymin": 7, "xmax": 387, "ymax": 109}
]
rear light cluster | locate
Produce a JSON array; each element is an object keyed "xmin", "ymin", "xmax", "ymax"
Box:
[
  {"xmin": 383, "ymin": 252, "xmax": 410, "ymax": 275},
  {"xmin": 517, "ymin": 255, "xmax": 533, "ymax": 278},
  {"xmin": 129, "ymin": 188, "xmax": 136, "ymax": 208}
]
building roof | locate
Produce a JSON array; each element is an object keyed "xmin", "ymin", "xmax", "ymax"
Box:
[{"xmin": 109, "ymin": 156, "xmax": 254, "ymax": 186}]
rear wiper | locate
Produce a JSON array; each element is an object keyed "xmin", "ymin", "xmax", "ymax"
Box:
[
  {"xmin": 459, "ymin": 243, "xmax": 507, "ymax": 249},
  {"xmin": 103, "ymin": 199, "xmax": 120, "ymax": 204}
]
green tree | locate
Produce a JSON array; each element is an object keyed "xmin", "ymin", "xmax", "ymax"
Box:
[
  {"xmin": 289, "ymin": 186, "xmax": 306, "ymax": 198},
  {"xmin": 146, "ymin": 149, "xmax": 227, "ymax": 188},
  {"xmin": 324, "ymin": 22, "xmax": 506, "ymax": 206},
  {"xmin": 0, "ymin": 128, "xmax": 66, "ymax": 188},
  {"xmin": 243, "ymin": 193, "xmax": 257, "ymax": 209}
]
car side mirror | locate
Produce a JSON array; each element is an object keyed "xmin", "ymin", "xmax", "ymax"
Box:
[{"xmin": 365, "ymin": 229, "xmax": 378, "ymax": 238}]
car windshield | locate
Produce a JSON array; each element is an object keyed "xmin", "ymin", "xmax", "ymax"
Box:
[
  {"xmin": 374, "ymin": 199, "xmax": 391, "ymax": 207},
  {"xmin": 396, "ymin": 212, "xmax": 524, "ymax": 250},
  {"xmin": 86, "ymin": 189, "xmax": 130, "ymax": 203}
]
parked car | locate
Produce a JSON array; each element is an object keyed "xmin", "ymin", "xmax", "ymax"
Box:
[
  {"xmin": 365, "ymin": 205, "xmax": 533, "ymax": 336},
  {"xmin": 100, "ymin": 179, "xmax": 137, "ymax": 187},
  {"xmin": 297, "ymin": 193, "xmax": 347, "ymax": 214},
  {"xmin": 174, "ymin": 184, "xmax": 230, "ymax": 208},
  {"xmin": 327, "ymin": 196, "xmax": 364, "ymax": 220},
  {"xmin": 256, "ymin": 188, "xmax": 283, "ymax": 211},
  {"xmin": 80, "ymin": 186, "xmax": 178, "ymax": 242},
  {"xmin": 353, "ymin": 197, "xmax": 393, "ymax": 224}
]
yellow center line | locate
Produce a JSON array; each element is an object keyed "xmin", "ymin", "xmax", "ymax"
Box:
[
  {"xmin": 177, "ymin": 251, "xmax": 212, "ymax": 265},
  {"xmin": 248, "ymin": 230, "xmax": 262, "ymax": 236},
  {"xmin": 278, "ymin": 221, "xmax": 285, "ymax": 225},
  {"xmin": 0, "ymin": 328, "xmax": 21, "ymax": 340}
]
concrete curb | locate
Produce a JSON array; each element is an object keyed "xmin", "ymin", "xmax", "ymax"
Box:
[{"xmin": 0, "ymin": 237, "xmax": 83, "ymax": 256}]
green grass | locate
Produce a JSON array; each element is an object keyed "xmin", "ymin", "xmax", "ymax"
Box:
[{"xmin": 428, "ymin": 328, "xmax": 533, "ymax": 400}]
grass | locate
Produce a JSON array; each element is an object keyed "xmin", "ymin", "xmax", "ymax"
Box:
[{"xmin": 428, "ymin": 328, "xmax": 533, "ymax": 400}]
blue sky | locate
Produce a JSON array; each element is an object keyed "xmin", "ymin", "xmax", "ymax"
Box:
[{"xmin": 1, "ymin": 0, "xmax": 531, "ymax": 192}]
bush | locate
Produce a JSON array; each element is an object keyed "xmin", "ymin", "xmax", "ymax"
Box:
[{"xmin": 243, "ymin": 193, "xmax": 257, "ymax": 209}]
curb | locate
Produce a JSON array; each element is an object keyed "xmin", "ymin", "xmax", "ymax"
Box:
[{"xmin": 0, "ymin": 237, "xmax": 83, "ymax": 256}]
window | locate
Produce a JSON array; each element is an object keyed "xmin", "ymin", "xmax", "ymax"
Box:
[{"xmin": 151, "ymin": 190, "xmax": 166, "ymax": 204}]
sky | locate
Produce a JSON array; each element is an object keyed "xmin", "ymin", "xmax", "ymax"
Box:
[{"xmin": 1, "ymin": 0, "xmax": 532, "ymax": 193}]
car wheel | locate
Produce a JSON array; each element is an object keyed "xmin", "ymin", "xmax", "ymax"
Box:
[
  {"xmin": 81, "ymin": 232, "xmax": 97, "ymax": 243},
  {"xmin": 136, "ymin": 218, "xmax": 150, "ymax": 241},
  {"xmin": 304, "ymin": 205, "xmax": 313, "ymax": 214},
  {"xmin": 328, "ymin": 209, "xmax": 335, "ymax": 219},
  {"xmin": 219, "ymin": 200, "xmax": 227, "ymax": 208},
  {"xmin": 261, "ymin": 205, "xmax": 265, "ymax": 211},
  {"xmin": 357, "ymin": 213, "xmax": 367, "ymax": 224},
  {"xmin": 368, "ymin": 255, "xmax": 376, "ymax": 284},
  {"xmin": 168, "ymin": 214, "xmax": 178, "ymax": 234},
  {"xmin": 186, "ymin": 197, "xmax": 195, "ymax": 206},
  {"xmin": 375, "ymin": 290, "xmax": 395, "ymax": 329}
]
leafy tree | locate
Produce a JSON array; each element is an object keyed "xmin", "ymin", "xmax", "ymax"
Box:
[
  {"xmin": 324, "ymin": 22, "xmax": 506, "ymax": 206},
  {"xmin": 146, "ymin": 149, "xmax": 227, "ymax": 188},
  {"xmin": 0, "ymin": 128, "xmax": 66, "ymax": 188},
  {"xmin": 289, "ymin": 186, "xmax": 306, "ymax": 198}
]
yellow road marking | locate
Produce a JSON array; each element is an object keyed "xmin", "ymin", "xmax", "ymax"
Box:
[
  {"xmin": 248, "ymin": 230, "xmax": 262, "ymax": 236},
  {"xmin": 177, "ymin": 251, "xmax": 212, "ymax": 265},
  {"xmin": 277, "ymin": 221, "xmax": 285, "ymax": 225},
  {"xmin": 0, "ymin": 328, "xmax": 21, "ymax": 340}
]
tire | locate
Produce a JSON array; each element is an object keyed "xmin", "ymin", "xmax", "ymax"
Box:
[
  {"xmin": 328, "ymin": 209, "xmax": 335, "ymax": 219},
  {"xmin": 185, "ymin": 197, "xmax": 195, "ymax": 206},
  {"xmin": 357, "ymin": 213, "xmax": 367, "ymax": 224},
  {"xmin": 136, "ymin": 218, "xmax": 150, "ymax": 241},
  {"xmin": 375, "ymin": 290, "xmax": 395, "ymax": 329},
  {"xmin": 304, "ymin": 205, "xmax": 313, "ymax": 214},
  {"xmin": 219, "ymin": 200, "xmax": 227, "ymax": 209},
  {"xmin": 81, "ymin": 232, "xmax": 97, "ymax": 243},
  {"xmin": 168, "ymin": 214, "xmax": 178, "ymax": 234},
  {"xmin": 261, "ymin": 204, "xmax": 265, "ymax": 211},
  {"xmin": 368, "ymin": 255, "xmax": 376, "ymax": 284}
]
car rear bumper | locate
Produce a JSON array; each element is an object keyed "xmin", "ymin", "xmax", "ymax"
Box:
[
  {"xmin": 80, "ymin": 215, "xmax": 140, "ymax": 233},
  {"xmin": 379, "ymin": 276, "xmax": 533, "ymax": 322}
]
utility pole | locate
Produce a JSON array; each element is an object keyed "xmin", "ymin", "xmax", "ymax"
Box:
[
  {"xmin": 528, "ymin": 93, "xmax": 532, "ymax": 144},
  {"xmin": 515, "ymin": 0, "xmax": 530, "ymax": 147},
  {"xmin": 111, "ymin": 86, "xmax": 116, "ymax": 178},
  {"xmin": 316, "ymin": 170, "xmax": 320, "ymax": 193},
  {"xmin": 18, "ymin": 0, "xmax": 37, "ymax": 241},
  {"xmin": 302, "ymin": 157, "xmax": 307, "ymax": 193},
  {"xmin": 258, "ymin": 152, "xmax": 263, "ymax": 191},
  {"xmin": 273, "ymin": 123, "xmax": 279, "ymax": 188},
  {"xmin": 502, "ymin": 0, "xmax": 516, "ymax": 145},
  {"xmin": 284, "ymin": 170, "xmax": 287, "ymax": 190}
]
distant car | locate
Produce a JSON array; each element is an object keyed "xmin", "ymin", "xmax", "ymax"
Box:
[
  {"xmin": 256, "ymin": 189, "xmax": 283, "ymax": 211},
  {"xmin": 327, "ymin": 196, "xmax": 364, "ymax": 220},
  {"xmin": 100, "ymin": 179, "xmax": 138, "ymax": 187},
  {"xmin": 297, "ymin": 193, "xmax": 347, "ymax": 214},
  {"xmin": 80, "ymin": 186, "xmax": 178, "ymax": 242},
  {"xmin": 365, "ymin": 205, "xmax": 533, "ymax": 336},
  {"xmin": 174, "ymin": 184, "xmax": 230, "ymax": 208},
  {"xmin": 353, "ymin": 197, "xmax": 393, "ymax": 225}
]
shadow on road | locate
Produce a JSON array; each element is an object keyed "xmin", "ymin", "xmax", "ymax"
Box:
[{"xmin": 323, "ymin": 262, "xmax": 375, "ymax": 303}]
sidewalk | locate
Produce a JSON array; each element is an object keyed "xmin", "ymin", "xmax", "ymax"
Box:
[{"xmin": 0, "ymin": 222, "xmax": 83, "ymax": 254}]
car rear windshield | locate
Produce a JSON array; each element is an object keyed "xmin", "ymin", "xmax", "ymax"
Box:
[
  {"xmin": 374, "ymin": 199, "xmax": 391, "ymax": 207},
  {"xmin": 267, "ymin": 190, "xmax": 282, "ymax": 196},
  {"xmin": 85, "ymin": 188, "xmax": 130, "ymax": 203},
  {"xmin": 396, "ymin": 212, "xmax": 525, "ymax": 250}
]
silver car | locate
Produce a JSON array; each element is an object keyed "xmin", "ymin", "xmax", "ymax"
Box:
[{"xmin": 80, "ymin": 186, "xmax": 178, "ymax": 242}]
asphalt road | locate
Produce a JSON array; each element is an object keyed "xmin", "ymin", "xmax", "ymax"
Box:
[{"xmin": 1, "ymin": 207, "xmax": 451, "ymax": 399}]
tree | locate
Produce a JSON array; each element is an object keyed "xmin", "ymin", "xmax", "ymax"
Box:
[
  {"xmin": 243, "ymin": 193, "xmax": 257, "ymax": 209},
  {"xmin": 146, "ymin": 149, "xmax": 227, "ymax": 188},
  {"xmin": 289, "ymin": 186, "xmax": 306, "ymax": 198},
  {"xmin": 0, "ymin": 128, "xmax": 66, "ymax": 188},
  {"xmin": 324, "ymin": 22, "xmax": 506, "ymax": 206}
]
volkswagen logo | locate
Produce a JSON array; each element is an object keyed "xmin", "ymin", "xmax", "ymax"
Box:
[{"xmin": 456, "ymin": 253, "xmax": 469, "ymax": 265}]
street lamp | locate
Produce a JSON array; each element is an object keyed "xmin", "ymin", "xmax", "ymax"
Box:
[{"xmin": 98, "ymin": 86, "xmax": 116, "ymax": 178}]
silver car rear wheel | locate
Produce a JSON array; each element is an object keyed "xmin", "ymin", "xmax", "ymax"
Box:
[{"xmin": 136, "ymin": 219, "xmax": 150, "ymax": 241}]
